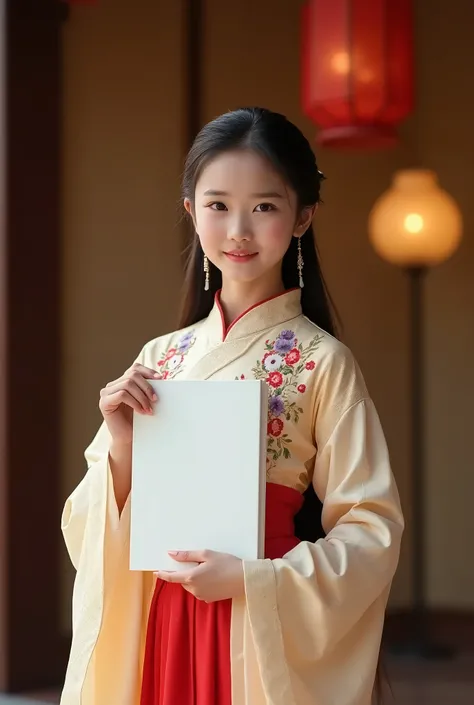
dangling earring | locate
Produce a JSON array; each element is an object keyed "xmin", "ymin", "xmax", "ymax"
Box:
[
  {"xmin": 203, "ymin": 254, "xmax": 210, "ymax": 291},
  {"xmin": 297, "ymin": 237, "xmax": 304, "ymax": 289}
]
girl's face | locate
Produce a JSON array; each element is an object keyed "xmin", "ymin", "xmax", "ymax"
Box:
[{"xmin": 184, "ymin": 149, "xmax": 314, "ymax": 292}]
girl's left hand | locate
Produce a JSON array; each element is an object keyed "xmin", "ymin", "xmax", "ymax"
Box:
[{"xmin": 155, "ymin": 550, "xmax": 245, "ymax": 603}]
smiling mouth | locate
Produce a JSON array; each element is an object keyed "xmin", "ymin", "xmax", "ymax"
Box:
[
  {"xmin": 223, "ymin": 251, "xmax": 258, "ymax": 264},
  {"xmin": 224, "ymin": 251, "xmax": 258, "ymax": 258}
]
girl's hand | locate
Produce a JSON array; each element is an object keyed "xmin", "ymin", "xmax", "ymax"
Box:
[
  {"xmin": 155, "ymin": 550, "xmax": 245, "ymax": 603},
  {"xmin": 99, "ymin": 363, "xmax": 159, "ymax": 445}
]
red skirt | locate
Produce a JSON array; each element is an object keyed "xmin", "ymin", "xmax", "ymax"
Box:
[{"xmin": 140, "ymin": 483, "xmax": 303, "ymax": 705}]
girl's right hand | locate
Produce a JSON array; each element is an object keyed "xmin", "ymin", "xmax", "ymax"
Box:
[{"xmin": 99, "ymin": 363, "xmax": 158, "ymax": 445}]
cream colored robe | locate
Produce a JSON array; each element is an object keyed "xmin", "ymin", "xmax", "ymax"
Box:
[{"xmin": 60, "ymin": 289, "xmax": 404, "ymax": 705}]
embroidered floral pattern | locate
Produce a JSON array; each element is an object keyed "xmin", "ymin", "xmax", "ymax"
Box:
[
  {"xmin": 239, "ymin": 330, "xmax": 323, "ymax": 474},
  {"xmin": 156, "ymin": 330, "xmax": 196, "ymax": 379}
]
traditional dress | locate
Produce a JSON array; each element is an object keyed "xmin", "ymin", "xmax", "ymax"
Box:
[{"xmin": 60, "ymin": 289, "xmax": 404, "ymax": 705}]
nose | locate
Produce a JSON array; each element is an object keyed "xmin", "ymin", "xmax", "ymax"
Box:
[{"xmin": 227, "ymin": 212, "xmax": 253, "ymax": 242}]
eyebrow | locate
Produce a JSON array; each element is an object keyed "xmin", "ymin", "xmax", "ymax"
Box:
[{"xmin": 203, "ymin": 189, "xmax": 285, "ymax": 198}]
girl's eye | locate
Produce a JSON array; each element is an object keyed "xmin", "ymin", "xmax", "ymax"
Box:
[
  {"xmin": 208, "ymin": 202, "xmax": 227, "ymax": 211},
  {"xmin": 254, "ymin": 203, "xmax": 276, "ymax": 213}
]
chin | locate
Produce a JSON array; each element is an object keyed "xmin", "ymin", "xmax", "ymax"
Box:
[
  {"xmin": 219, "ymin": 264, "xmax": 260, "ymax": 282},
  {"xmin": 224, "ymin": 273, "xmax": 261, "ymax": 285}
]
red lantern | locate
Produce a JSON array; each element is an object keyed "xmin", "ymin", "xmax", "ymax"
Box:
[{"xmin": 301, "ymin": 0, "xmax": 414, "ymax": 149}]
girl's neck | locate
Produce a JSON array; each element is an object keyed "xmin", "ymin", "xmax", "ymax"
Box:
[{"xmin": 219, "ymin": 277, "xmax": 286, "ymax": 328}]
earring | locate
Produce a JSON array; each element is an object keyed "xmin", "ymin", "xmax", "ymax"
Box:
[
  {"xmin": 203, "ymin": 254, "xmax": 210, "ymax": 291},
  {"xmin": 297, "ymin": 237, "xmax": 304, "ymax": 289}
]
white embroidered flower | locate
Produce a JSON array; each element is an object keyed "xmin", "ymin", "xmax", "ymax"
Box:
[
  {"xmin": 263, "ymin": 353, "xmax": 284, "ymax": 371},
  {"xmin": 169, "ymin": 354, "xmax": 183, "ymax": 370}
]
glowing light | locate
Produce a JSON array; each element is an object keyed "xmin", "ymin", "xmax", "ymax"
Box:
[
  {"xmin": 404, "ymin": 213, "xmax": 424, "ymax": 234},
  {"xmin": 331, "ymin": 51, "xmax": 350, "ymax": 75}
]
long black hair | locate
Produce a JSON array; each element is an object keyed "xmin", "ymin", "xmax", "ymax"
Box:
[
  {"xmin": 178, "ymin": 107, "xmax": 385, "ymax": 703},
  {"xmin": 178, "ymin": 107, "xmax": 338, "ymax": 337}
]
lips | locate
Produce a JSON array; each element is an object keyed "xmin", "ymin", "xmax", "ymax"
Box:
[
  {"xmin": 225, "ymin": 250, "xmax": 257, "ymax": 257},
  {"xmin": 224, "ymin": 251, "xmax": 258, "ymax": 263}
]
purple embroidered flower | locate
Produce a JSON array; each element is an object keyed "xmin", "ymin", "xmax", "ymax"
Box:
[
  {"xmin": 274, "ymin": 330, "xmax": 295, "ymax": 354},
  {"xmin": 177, "ymin": 330, "xmax": 195, "ymax": 353},
  {"xmin": 269, "ymin": 395, "xmax": 285, "ymax": 417}
]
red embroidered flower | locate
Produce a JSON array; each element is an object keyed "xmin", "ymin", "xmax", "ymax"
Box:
[
  {"xmin": 157, "ymin": 359, "xmax": 165, "ymax": 367},
  {"xmin": 268, "ymin": 418, "xmax": 284, "ymax": 437},
  {"xmin": 285, "ymin": 348, "xmax": 301, "ymax": 365},
  {"xmin": 162, "ymin": 370, "xmax": 169, "ymax": 380},
  {"xmin": 165, "ymin": 347, "xmax": 177, "ymax": 361},
  {"xmin": 298, "ymin": 384, "xmax": 306, "ymax": 393},
  {"xmin": 267, "ymin": 371, "xmax": 283, "ymax": 388},
  {"xmin": 240, "ymin": 374, "xmax": 245, "ymax": 380},
  {"xmin": 305, "ymin": 360, "xmax": 315, "ymax": 371}
]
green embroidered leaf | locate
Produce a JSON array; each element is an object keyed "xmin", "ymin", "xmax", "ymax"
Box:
[{"xmin": 283, "ymin": 447, "xmax": 290, "ymax": 459}]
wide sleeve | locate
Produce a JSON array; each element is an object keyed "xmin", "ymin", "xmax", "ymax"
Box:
[
  {"xmin": 61, "ymin": 422, "xmax": 127, "ymax": 570},
  {"xmin": 242, "ymin": 345, "xmax": 404, "ymax": 683},
  {"xmin": 61, "ymin": 346, "xmax": 146, "ymax": 571}
]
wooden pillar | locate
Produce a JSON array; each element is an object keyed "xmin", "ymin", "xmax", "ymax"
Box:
[{"xmin": 0, "ymin": 0, "xmax": 65, "ymax": 691}]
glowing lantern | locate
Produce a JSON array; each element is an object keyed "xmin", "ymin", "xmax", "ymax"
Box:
[{"xmin": 301, "ymin": 0, "xmax": 414, "ymax": 149}]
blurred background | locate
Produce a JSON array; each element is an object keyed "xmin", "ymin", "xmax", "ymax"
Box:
[{"xmin": 0, "ymin": 0, "xmax": 472, "ymax": 703}]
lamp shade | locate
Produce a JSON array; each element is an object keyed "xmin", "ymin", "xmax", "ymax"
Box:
[
  {"xmin": 368, "ymin": 170, "xmax": 463, "ymax": 267},
  {"xmin": 301, "ymin": 0, "xmax": 414, "ymax": 149}
]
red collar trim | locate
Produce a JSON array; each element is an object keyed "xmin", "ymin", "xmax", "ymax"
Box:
[{"xmin": 215, "ymin": 288, "xmax": 299, "ymax": 342}]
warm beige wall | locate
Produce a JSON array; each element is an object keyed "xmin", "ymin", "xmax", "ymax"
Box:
[
  {"xmin": 60, "ymin": 0, "xmax": 185, "ymax": 628},
  {"xmin": 415, "ymin": 0, "xmax": 474, "ymax": 607}
]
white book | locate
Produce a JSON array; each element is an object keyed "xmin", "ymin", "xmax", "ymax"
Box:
[{"xmin": 130, "ymin": 379, "xmax": 268, "ymax": 572}]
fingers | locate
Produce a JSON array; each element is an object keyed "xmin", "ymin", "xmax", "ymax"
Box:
[
  {"xmin": 101, "ymin": 380, "xmax": 152, "ymax": 413},
  {"xmin": 128, "ymin": 363, "xmax": 160, "ymax": 380},
  {"xmin": 154, "ymin": 570, "xmax": 190, "ymax": 584},
  {"xmin": 168, "ymin": 550, "xmax": 213, "ymax": 563},
  {"xmin": 100, "ymin": 388, "xmax": 152, "ymax": 415},
  {"xmin": 124, "ymin": 364, "xmax": 159, "ymax": 403},
  {"xmin": 100, "ymin": 363, "xmax": 159, "ymax": 414},
  {"xmin": 154, "ymin": 561, "xmax": 206, "ymax": 585}
]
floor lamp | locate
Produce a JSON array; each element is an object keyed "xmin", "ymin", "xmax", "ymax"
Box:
[{"xmin": 368, "ymin": 169, "xmax": 463, "ymax": 657}]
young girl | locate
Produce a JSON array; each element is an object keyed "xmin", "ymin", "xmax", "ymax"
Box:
[{"xmin": 60, "ymin": 107, "xmax": 404, "ymax": 705}]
